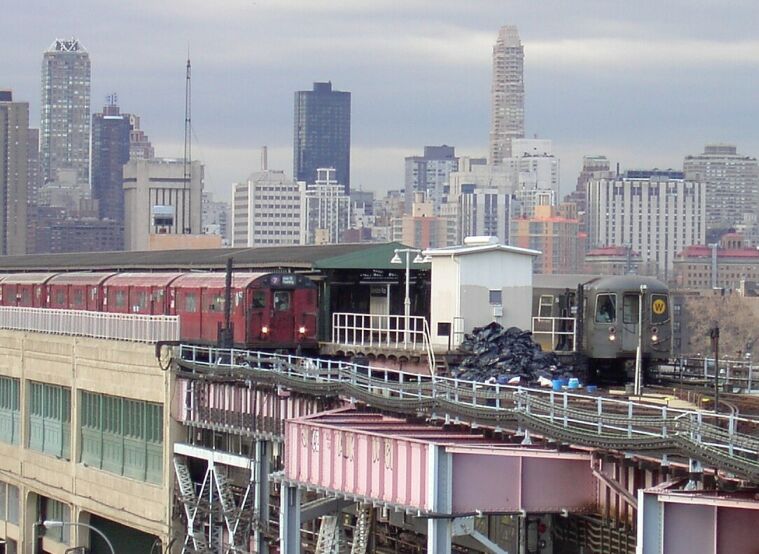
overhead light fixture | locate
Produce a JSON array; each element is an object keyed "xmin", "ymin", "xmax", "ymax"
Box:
[
  {"xmin": 412, "ymin": 254, "xmax": 426, "ymax": 264},
  {"xmin": 390, "ymin": 253, "xmax": 402, "ymax": 264}
]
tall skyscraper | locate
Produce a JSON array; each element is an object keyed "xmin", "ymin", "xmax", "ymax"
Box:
[
  {"xmin": 294, "ymin": 82, "xmax": 351, "ymax": 191},
  {"xmin": 404, "ymin": 145, "xmax": 458, "ymax": 213},
  {"xmin": 0, "ymin": 91, "xmax": 30, "ymax": 255},
  {"xmin": 41, "ymin": 38, "xmax": 91, "ymax": 185},
  {"xmin": 587, "ymin": 170, "xmax": 706, "ymax": 278},
  {"xmin": 91, "ymin": 100, "xmax": 131, "ymax": 236},
  {"xmin": 683, "ymin": 144, "xmax": 759, "ymax": 233},
  {"xmin": 489, "ymin": 25, "xmax": 524, "ymax": 164}
]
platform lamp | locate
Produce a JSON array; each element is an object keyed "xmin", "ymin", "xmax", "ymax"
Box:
[
  {"xmin": 33, "ymin": 520, "xmax": 115, "ymax": 554},
  {"xmin": 391, "ymin": 248, "xmax": 430, "ymax": 347}
]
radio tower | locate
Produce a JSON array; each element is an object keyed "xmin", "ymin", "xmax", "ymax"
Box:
[{"xmin": 183, "ymin": 55, "xmax": 192, "ymax": 233}]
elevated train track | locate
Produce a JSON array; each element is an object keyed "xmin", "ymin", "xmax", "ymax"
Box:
[{"xmin": 176, "ymin": 345, "xmax": 759, "ymax": 484}]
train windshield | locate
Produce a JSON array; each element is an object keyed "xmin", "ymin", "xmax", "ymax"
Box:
[
  {"xmin": 273, "ymin": 291, "xmax": 291, "ymax": 311},
  {"xmin": 595, "ymin": 294, "xmax": 616, "ymax": 323},
  {"xmin": 651, "ymin": 294, "xmax": 669, "ymax": 323},
  {"xmin": 622, "ymin": 294, "xmax": 639, "ymax": 324}
]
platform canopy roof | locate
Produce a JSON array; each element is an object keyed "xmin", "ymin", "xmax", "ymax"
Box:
[{"xmin": 0, "ymin": 242, "xmax": 429, "ymax": 273}]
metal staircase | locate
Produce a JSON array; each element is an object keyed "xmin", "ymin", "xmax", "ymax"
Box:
[
  {"xmin": 173, "ymin": 457, "xmax": 211, "ymax": 553},
  {"xmin": 350, "ymin": 505, "xmax": 372, "ymax": 554},
  {"xmin": 316, "ymin": 515, "xmax": 347, "ymax": 554}
]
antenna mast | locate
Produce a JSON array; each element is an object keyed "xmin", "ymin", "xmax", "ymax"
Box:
[{"xmin": 183, "ymin": 55, "xmax": 192, "ymax": 233}]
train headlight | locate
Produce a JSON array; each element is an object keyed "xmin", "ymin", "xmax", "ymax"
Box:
[
  {"xmin": 261, "ymin": 326, "xmax": 269, "ymax": 335},
  {"xmin": 298, "ymin": 326, "xmax": 306, "ymax": 335},
  {"xmin": 651, "ymin": 327, "xmax": 659, "ymax": 343},
  {"xmin": 608, "ymin": 327, "xmax": 616, "ymax": 342}
]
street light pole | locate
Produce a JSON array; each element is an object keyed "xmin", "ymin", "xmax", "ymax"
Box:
[
  {"xmin": 634, "ymin": 284, "xmax": 647, "ymax": 396},
  {"xmin": 710, "ymin": 325, "xmax": 720, "ymax": 413},
  {"xmin": 391, "ymin": 248, "xmax": 430, "ymax": 349},
  {"xmin": 34, "ymin": 520, "xmax": 116, "ymax": 554}
]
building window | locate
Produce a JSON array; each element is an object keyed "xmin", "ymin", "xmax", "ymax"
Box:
[
  {"xmin": 80, "ymin": 391, "xmax": 163, "ymax": 484},
  {"xmin": 489, "ymin": 290, "xmax": 503, "ymax": 305},
  {"xmin": 40, "ymin": 497, "xmax": 70, "ymax": 543},
  {"xmin": 0, "ymin": 482, "xmax": 20, "ymax": 525},
  {"xmin": 0, "ymin": 377, "xmax": 20, "ymax": 445},
  {"xmin": 28, "ymin": 382, "xmax": 71, "ymax": 459}
]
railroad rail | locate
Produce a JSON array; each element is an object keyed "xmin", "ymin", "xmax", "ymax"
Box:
[{"xmin": 176, "ymin": 344, "xmax": 759, "ymax": 483}]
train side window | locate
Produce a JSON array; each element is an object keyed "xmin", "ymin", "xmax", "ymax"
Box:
[
  {"xmin": 55, "ymin": 290, "xmax": 66, "ymax": 305},
  {"xmin": 595, "ymin": 294, "xmax": 616, "ymax": 323},
  {"xmin": 113, "ymin": 290, "xmax": 126, "ymax": 308},
  {"xmin": 622, "ymin": 294, "xmax": 639, "ymax": 324},
  {"xmin": 251, "ymin": 291, "xmax": 266, "ymax": 309},
  {"xmin": 273, "ymin": 291, "xmax": 291, "ymax": 312},
  {"xmin": 651, "ymin": 294, "xmax": 669, "ymax": 323},
  {"xmin": 183, "ymin": 293, "xmax": 198, "ymax": 312},
  {"xmin": 72, "ymin": 289, "xmax": 84, "ymax": 306},
  {"xmin": 208, "ymin": 294, "xmax": 225, "ymax": 312},
  {"xmin": 20, "ymin": 289, "xmax": 31, "ymax": 305}
]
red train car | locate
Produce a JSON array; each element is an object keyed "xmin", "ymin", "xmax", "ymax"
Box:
[
  {"xmin": 102, "ymin": 273, "xmax": 184, "ymax": 315},
  {"xmin": 0, "ymin": 273, "xmax": 59, "ymax": 307},
  {"xmin": 171, "ymin": 272, "xmax": 318, "ymax": 349},
  {"xmin": 47, "ymin": 272, "xmax": 115, "ymax": 311}
]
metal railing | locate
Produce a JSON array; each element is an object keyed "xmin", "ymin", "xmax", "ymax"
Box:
[
  {"xmin": 531, "ymin": 316, "xmax": 577, "ymax": 352},
  {"xmin": 331, "ymin": 312, "xmax": 436, "ymax": 373},
  {"xmin": 655, "ymin": 357, "xmax": 757, "ymax": 392},
  {"xmin": 0, "ymin": 307, "xmax": 180, "ymax": 344},
  {"xmin": 177, "ymin": 344, "xmax": 759, "ymax": 483}
]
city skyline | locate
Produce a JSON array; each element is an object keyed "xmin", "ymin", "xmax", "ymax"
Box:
[{"xmin": 4, "ymin": 1, "xmax": 759, "ymax": 200}]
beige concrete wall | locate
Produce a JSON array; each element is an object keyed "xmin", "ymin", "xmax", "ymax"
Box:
[{"xmin": 0, "ymin": 330, "xmax": 174, "ymax": 552}]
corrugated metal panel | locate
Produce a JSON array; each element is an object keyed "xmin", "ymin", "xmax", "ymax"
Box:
[
  {"xmin": 0, "ymin": 377, "xmax": 20, "ymax": 445},
  {"xmin": 28, "ymin": 382, "xmax": 70, "ymax": 459}
]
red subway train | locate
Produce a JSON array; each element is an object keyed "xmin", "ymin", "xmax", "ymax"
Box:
[{"xmin": 0, "ymin": 271, "xmax": 319, "ymax": 350}]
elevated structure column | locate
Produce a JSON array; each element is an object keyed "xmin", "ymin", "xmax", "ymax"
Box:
[
  {"xmin": 280, "ymin": 485, "xmax": 301, "ymax": 554},
  {"xmin": 427, "ymin": 444, "xmax": 453, "ymax": 553},
  {"xmin": 256, "ymin": 439, "xmax": 270, "ymax": 553}
]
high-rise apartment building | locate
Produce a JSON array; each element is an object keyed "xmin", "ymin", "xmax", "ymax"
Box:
[
  {"xmin": 510, "ymin": 205, "xmax": 580, "ymax": 274},
  {"xmin": 404, "ymin": 145, "xmax": 458, "ymax": 213},
  {"xmin": 128, "ymin": 115, "xmax": 155, "ymax": 161},
  {"xmin": 505, "ymin": 139, "xmax": 560, "ymax": 217},
  {"xmin": 564, "ymin": 155, "xmax": 611, "ymax": 238},
  {"xmin": 293, "ymin": 82, "xmax": 351, "ymax": 191},
  {"xmin": 683, "ymin": 144, "xmax": 759, "ymax": 233},
  {"xmin": 458, "ymin": 186, "xmax": 511, "ymax": 244},
  {"xmin": 300, "ymin": 168, "xmax": 351, "ymax": 245},
  {"xmin": 587, "ymin": 170, "xmax": 706, "ymax": 278},
  {"xmin": 91, "ymin": 102, "xmax": 131, "ymax": 239},
  {"xmin": 0, "ymin": 91, "xmax": 30, "ymax": 255},
  {"xmin": 40, "ymin": 38, "xmax": 91, "ymax": 185},
  {"xmin": 392, "ymin": 193, "xmax": 457, "ymax": 249},
  {"xmin": 123, "ymin": 158, "xmax": 203, "ymax": 251},
  {"xmin": 232, "ymin": 170, "xmax": 302, "ymax": 247},
  {"xmin": 490, "ymin": 25, "xmax": 524, "ymax": 164}
]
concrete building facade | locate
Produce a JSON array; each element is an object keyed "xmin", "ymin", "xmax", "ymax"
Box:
[
  {"xmin": 510, "ymin": 205, "xmax": 580, "ymax": 274},
  {"xmin": 673, "ymin": 233, "xmax": 759, "ymax": 289},
  {"xmin": 404, "ymin": 145, "xmax": 458, "ymax": 213},
  {"xmin": 300, "ymin": 168, "xmax": 351, "ymax": 245},
  {"xmin": 293, "ymin": 82, "xmax": 351, "ymax": 191},
  {"xmin": 490, "ymin": 25, "xmax": 524, "ymax": 164},
  {"xmin": 392, "ymin": 193, "xmax": 456, "ymax": 249},
  {"xmin": 587, "ymin": 170, "xmax": 706, "ymax": 279},
  {"xmin": 40, "ymin": 38, "xmax": 91, "ymax": 185},
  {"xmin": 0, "ymin": 91, "xmax": 29, "ymax": 256},
  {"xmin": 506, "ymin": 139, "xmax": 560, "ymax": 218},
  {"xmin": 458, "ymin": 186, "xmax": 511, "ymax": 244},
  {"xmin": 123, "ymin": 158, "xmax": 203, "ymax": 251},
  {"xmin": 91, "ymin": 103, "xmax": 131, "ymax": 240},
  {"xmin": 232, "ymin": 170, "xmax": 301, "ymax": 247},
  {"xmin": 683, "ymin": 144, "xmax": 759, "ymax": 233}
]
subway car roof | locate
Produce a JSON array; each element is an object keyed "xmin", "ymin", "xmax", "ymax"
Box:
[
  {"xmin": 584, "ymin": 275, "xmax": 668, "ymax": 293},
  {"xmin": 48, "ymin": 272, "xmax": 116, "ymax": 286},
  {"xmin": 172, "ymin": 272, "xmax": 273, "ymax": 289}
]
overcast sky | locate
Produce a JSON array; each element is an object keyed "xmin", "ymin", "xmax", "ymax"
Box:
[{"xmin": 6, "ymin": 0, "xmax": 759, "ymax": 200}]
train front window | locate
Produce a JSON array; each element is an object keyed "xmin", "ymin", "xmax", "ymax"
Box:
[
  {"xmin": 651, "ymin": 294, "xmax": 669, "ymax": 323},
  {"xmin": 595, "ymin": 294, "xmax": 616, "ymax": 323},
  {"xmin": 251, "ymin": 291, "xmax": 266, "ymax": 309},
  {"xmin": 273, "ymin": 291, "xmax": 291, "ymax": 312},
  {"xmin": 623, "ymin": 294, "xmax": 640, "ymax": 324}
]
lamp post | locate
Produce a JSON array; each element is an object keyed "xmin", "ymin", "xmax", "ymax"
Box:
[
  {"xmin": 34, "ymin": 520, "xmax": 116, "ymax": 554},
  {"xmin": 634, "ymin": 284, "xmax": 647, "ymax": 396},
  {"xmin": 710, "ymin": 325, "xmax": 720, "ymax": 413},
  {"xmin": 390, "ymin": 248, "xmax": 430, "ymax": 347}
]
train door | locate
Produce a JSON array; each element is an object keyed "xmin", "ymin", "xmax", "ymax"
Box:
[
  {"xmin": 247, "ymin": 289, "xmax": 267, "ymax": 344},
  {"xmin": 88, "ymin": 286, "xmax": 100, "ymax": 311},
  {"xmin": 270, "ymin": 289, "xmax": 295, "ymax": 344},
  {"xmin": 177, "ymin": 288, "xmax": 201, "ymax": 340},
  {"xmin": 621, "ymin": 293, "xmax": 640, "ymax": 351}
]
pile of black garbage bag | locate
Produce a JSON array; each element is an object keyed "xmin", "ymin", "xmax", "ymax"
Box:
[{"xmin": 453, "ymin": 322, "xmax": 574, "ymax": 385}]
